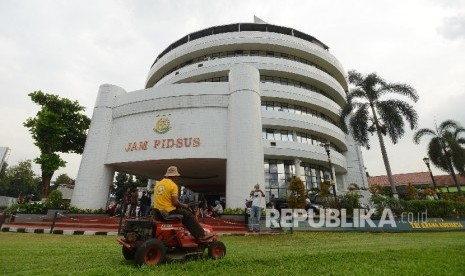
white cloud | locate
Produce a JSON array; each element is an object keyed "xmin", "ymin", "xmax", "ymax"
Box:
[{"xmin": 438, "ymin": 15, "xmax": 465, "ymax": 40}]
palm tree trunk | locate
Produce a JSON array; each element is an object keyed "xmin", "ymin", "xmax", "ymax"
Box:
[
  {"xmin": 376, "ymin": 129, "xmax": 398, "ymax": 197},
  {"xmin": 448, "ymin": 159, "xmax": 463, "ymax": 196},
  {"xmin": 440, "ymin": 140, "xmax": 463, "ymax": 196},
  {"xmin": 371, "ymin": 105, "xmax": 398, "ymax": 197}
]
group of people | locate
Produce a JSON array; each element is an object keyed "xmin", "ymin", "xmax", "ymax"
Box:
[
  {"xmin": 113, "ymin": 165, "xmax": 265, "ymax": 240},
  {"xmin": 112, "ymin": 187, "xmax": 152, "ymax": 217},
  {"xmin": 195, "ymin": 198, "xmax": 224, "ymax": 221}
]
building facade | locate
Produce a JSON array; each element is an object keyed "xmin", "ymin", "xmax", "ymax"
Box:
[{"xmin": 71, "ymin": 22, "xmax": 367, "ymax": 210}]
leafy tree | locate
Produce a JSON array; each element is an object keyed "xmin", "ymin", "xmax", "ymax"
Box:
[
  {"xmin": 413, "ymin": 120, "xmax": 465, "ymax": 196},
  {"xmin": 134, "ymin": 175, "xmax": 148, "ymax": 187},
  {"xmin": 287, "ymin": 176, "xmax": 306, "ymax": 209},
  {"xmin": 0, "ymin": 160, "xmax": 40, "ymax": 198},
  {"xmin": 55, "ymin": 174, "xmax": 74, "ymax": 185},
  {"xmin": 0, "ymin": 161, "xmax": 8, "ymax": 194},
  {"xmin": 369, "ymin": 183, "xmax": 385, "ymax": 195},
  {"xmin": 405, "ymin": 183, "xmax": 419, "ymax": 200},
  {"xmin": 23, "ymin": 91, "xmax": 90, "ymax": 197},
  {"xmin": 111, "ymin": 172, "xmax": 135, "ymax": 204},
  {"xmin": 45, "ymin": 189, "xmax": 67, "ymax": 209},
  {"xmin": 340, "ymin": 70, "xmax": 419, "ymax": 197}
]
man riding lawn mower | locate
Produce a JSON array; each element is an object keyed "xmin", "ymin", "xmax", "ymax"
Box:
[{"xmin": 117, "ymin": 166, "xmax": 226, "ymax": 266}]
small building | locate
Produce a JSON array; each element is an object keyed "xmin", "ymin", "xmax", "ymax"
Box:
[{"xmin": 368, "ymin": 172, "xmax": 465, "ymax": 194}]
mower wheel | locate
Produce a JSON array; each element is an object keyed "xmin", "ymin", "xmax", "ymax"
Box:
[
  {"xmin": 134, "ymin": 239, "xmax": 166, "ymax": 266},
  {"xmin": 122, "ymin": 246, "xmax": 135, "ymax": 260},
  {"xmin": 208, "ymin": 241, "xmax": 226, "ymax": 259}
]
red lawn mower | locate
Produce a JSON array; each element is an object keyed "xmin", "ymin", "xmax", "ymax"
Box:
[{"xmin": 117, "ymin": 210, "xmax": 226, "ymax": 266}]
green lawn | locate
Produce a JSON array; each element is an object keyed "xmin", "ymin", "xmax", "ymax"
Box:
[{"xmin": 1, "ymin": 231, "xmax": 464, "ymax": 275}]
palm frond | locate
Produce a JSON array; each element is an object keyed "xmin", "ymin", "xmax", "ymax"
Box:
[
  {"xmin": 445, "ymin": 132, "xmax": 465, "ymax": 175},
  {"xmin": 376, "ymin": 101, "xmax": 406, "ymax": 144},
  {"xmin": 428, "ymin": 137, "xmax": 450, "ymax": 173},
  {"xmin": 347, "ymin": 88, "xmax": 368, "ymax": 100},
  {"xmin": 347, "ymin": 70, "xmax": 364, "ymax": 85},
  {"xmin": 349, "ymin": 106, "xmax": 371, "ymax": 149},
  {"xmin": 382, "ymin": 83, "xmax": 419, "ymax": 102},
  {"xmin": 380, "ymin": 99, "xmax": 418, "ymax": 129},
  {"xmin": 413, "ymin": 128, "xmax": 436, "ymax": 144},
  {"xmin": 438, "ymin": 120, "xmax": 461, "ymax": 134}
]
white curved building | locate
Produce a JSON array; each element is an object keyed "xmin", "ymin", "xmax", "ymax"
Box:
[{"xmin": 71, "ymin": 22, "xmax": 367, "ymax": 209}]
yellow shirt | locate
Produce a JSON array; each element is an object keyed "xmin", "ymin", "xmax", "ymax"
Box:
[{"xmin": 154, "ymin": 178, "xmax": 178, "ymax": 212}]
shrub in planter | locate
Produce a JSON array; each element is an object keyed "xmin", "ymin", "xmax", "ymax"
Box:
[
  {"xmin": 287, "ymin": 176, "xmax": 306, "ymax": 209},
  {"xmin": 223, "ymin": 208, "xmax": 245, "ymax": 215},
  {"xmin": 7, "ymin": 201, "xmax": 46, "ymax": 214},
  {"xmin": 66, "ymin": 206, "xmax": 106, "ymax": 214},
  {"xmin": 405, "ymin": 183, "xmax": 419, "ymax": 200},
  {"xmin": 370, "ymin": 195, "xmax": 405, "ymax": 217},
  {"xmin": 339, "ymin": 192, "xmax": 360, "ymax": 215},
  {"xmin": 45, "ymin": 190, "xmax": 67, "ymax": 209}
]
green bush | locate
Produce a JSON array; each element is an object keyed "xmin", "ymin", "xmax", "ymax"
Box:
[
  {"xmin": 66, "ymin": 206, "xmax": 106, "ymax": 214},
  {"xmin": 339, "ymin": 192, "xmax": 361, "ymax": 215},
  {"xmin": 44, "ymin": 190, "xmax": 67, "ymax": 209},
  {"xmin": 370, "ymin": 196, "xmax": 465, "ymax": 218},
  {"xmin": 223, "ymin": 208, "xmax": 245, "ymax": 215},
  {"xmin": 370, "ymin": 195, "xmax": 405, "ymax": 217},
  {"xmin": 7, "ymin": 201, "xmax": 46, "ymax": 214},
  {"xmin": 288, "ymin": 176, "xmax": 306, "ymax": 209}
]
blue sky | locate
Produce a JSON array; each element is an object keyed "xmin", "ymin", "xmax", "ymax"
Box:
[{"xmin": 1, "ymin": 0, "xmax": 464, "ymax": 179}]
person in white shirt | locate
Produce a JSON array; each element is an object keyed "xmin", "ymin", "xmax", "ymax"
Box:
[
  {"xmin": 213, "ymin": 200, "xmax": 223, "ymax": 217},
  {"xmin": 249, "ymin": 184, "xmax": 265, "ymax": 232}
]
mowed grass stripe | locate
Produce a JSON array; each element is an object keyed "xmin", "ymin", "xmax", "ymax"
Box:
[{"xmin": 1, "ymin": 232, "xmax": 464, "ymax": 275}]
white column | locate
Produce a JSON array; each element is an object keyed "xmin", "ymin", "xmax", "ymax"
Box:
[
  {"xmin": 71, "ymin": 84, "xmax": 126, "ymax": 210},
  {"xmin": 294, "ymin": 158, "xmax": 301, "ymax": 178},
  {"xmin": 331, "ymin": 165, "xmax": 338, "ymax": 192},
  {"xmin": 226, "ymin": 65, "xmax": 264, "ymax": 208}
]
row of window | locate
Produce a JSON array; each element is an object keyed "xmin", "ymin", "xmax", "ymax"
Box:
[
  {"xmin": 198, "ymin": 76, "xmax": 229, "ymax": 82},
  {"xmin": 195, "ymin": 74, "xmax": 336, "ymax": 106},
  {"xmin": 260, "ymin": 75, "xmax": 335, "ymax": 103},
  {"xmin": 263, "ymin": 128, "xmax": 341, "ymax": 153},
  {"xmin": 162, "ymin": 49, "xmax": 334, "ymax": 83},
  {"xmin": 264, "ymin": 160, "xmax": 329, "ymax": 198},
  {"xmin": 261, "ymin": 101, "xmax": 337, "ymax": 126}
]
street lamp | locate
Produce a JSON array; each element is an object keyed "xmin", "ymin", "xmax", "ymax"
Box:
[
  {"xmin": 321, "ymin": 142, "xmax": 337, "ymax": 202},
  {"xmin": 423, "ymin": 157, "xmax": 440, "ymax": 199}
]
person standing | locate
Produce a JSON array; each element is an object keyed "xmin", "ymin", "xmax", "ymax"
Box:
[
  {"xmin": 249, "ymin": 184, "xmax": 265, "ymax": 232},
  {"xmin": 122, "ymin": 188, "xmax": 131, "ymax": 217},
  {"xmin": 145, "ymin": 192, "xmax": 152, "ymax": 217},
  {"xmin": 139, "ymin": 191, "xmax": 149, "ymax": 217},
  {"xmin": 129, "ymin": 188, "xmax": 138, "ymax": 217},
  {"xmin": 213, "ymin": 200, "xmax": 223, "ymax": 217},
  {"xmin": 153, "ymin": 166, "xmax": 213, "ymax": 242}
]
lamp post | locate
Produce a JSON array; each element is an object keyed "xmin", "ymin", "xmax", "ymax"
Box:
[
  {"xmin": 322, "ymin": 142, "xmax": 337, "ymax": 202},
  {"xmin": 423, "ymin": 157, "xmax": 440, "ymax": 199}
]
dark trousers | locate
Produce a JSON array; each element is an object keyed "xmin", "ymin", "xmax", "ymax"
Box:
[{"xmin": 169, "ymin": 208, "xmax": 205, "ymax": 239}]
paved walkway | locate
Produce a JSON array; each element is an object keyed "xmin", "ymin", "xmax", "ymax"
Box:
[{"xmin": 0, "ymin": 213, "xmax": 277, "ymax": 236}]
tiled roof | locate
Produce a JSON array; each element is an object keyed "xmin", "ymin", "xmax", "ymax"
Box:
[
  {"xmin": 368, "ymin": 172, "xmax": 465, "ymax": 187},
  {"xmin": 434, "ymin": 174, "xmax": 465, "ymax": 186}
]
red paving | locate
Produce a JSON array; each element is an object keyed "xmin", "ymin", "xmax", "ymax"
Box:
[{"xmin": 1, "ymin": 214, "xmax": 250, "ymax": 235}]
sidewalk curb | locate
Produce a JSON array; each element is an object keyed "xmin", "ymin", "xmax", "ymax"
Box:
[{"xmin": 1, "ymin": 226, "xmax": 119, "ymax": 236}]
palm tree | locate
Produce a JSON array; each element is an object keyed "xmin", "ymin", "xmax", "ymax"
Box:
[
  {"xmin": 413, "ymin": 120, "xmax": 465, "ymax": 196},
  {"xmin": 340, "ymin": 70, "xmax": 419, "ymax": 197}
]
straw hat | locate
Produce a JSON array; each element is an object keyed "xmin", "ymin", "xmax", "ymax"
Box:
[{"xmin": 165, "ymin": 166, "xmax": 180, "ymax": 177}]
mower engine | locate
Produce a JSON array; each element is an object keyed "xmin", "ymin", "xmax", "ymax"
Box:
[{"xmin": 122, "ymin": 219, "xmax": 153, "ymax": 243}]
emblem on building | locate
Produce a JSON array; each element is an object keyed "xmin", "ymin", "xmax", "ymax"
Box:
[{"xmin": 153, "ymin": 117, "xmax": 171, "ymax": 134}]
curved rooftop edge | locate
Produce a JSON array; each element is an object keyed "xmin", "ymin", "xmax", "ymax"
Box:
[{"xmin": 150, "ymin": 23, "xmax": 330, "ymax": 69}]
